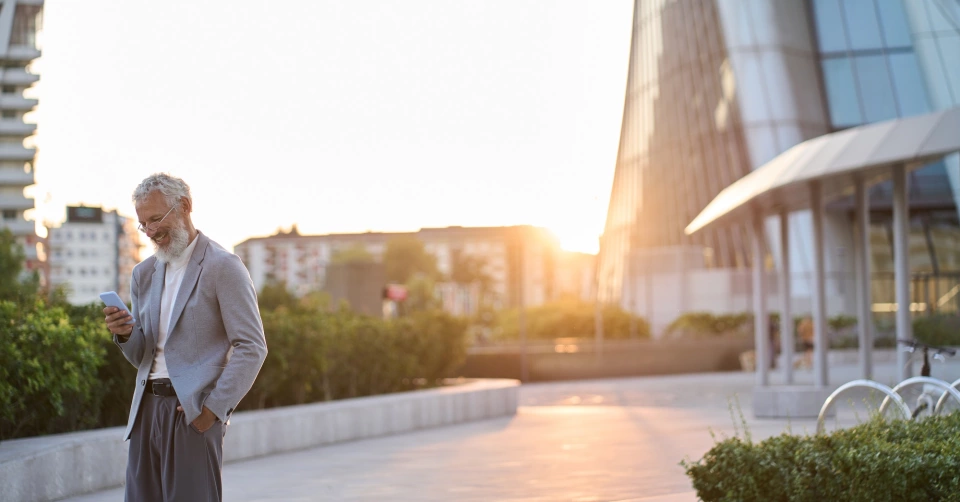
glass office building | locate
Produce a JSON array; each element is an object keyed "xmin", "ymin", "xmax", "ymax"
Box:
[{"xmin": 598, "ymin": 0, "xmax": 960, "ymax": 334}]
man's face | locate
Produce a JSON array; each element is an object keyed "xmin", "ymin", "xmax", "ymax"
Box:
[{"xmin": 136, "ymin": 190, "xmax": 190, "ymax": 263}]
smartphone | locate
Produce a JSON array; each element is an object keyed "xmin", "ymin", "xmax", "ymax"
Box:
[{"xmin": 100, "ymin": 291, "xmax": 136, "ymax": 325}]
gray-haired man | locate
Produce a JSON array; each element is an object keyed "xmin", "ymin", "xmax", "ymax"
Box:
[{"xmin": 104, "ymin": 173, "xmax": 267, "ymax": 501}]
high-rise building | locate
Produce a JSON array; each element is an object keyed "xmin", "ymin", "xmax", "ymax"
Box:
[
  {"xmin": 46, "ymin": 206, "xmax": 141, "ymax": 305},
  {"xmin": 0, "ymin": 1, "xmax": 42, "ymax": 275},
  {"xmin": 599, "ymin": 0, "xmax": 960, "ymax": 336}
]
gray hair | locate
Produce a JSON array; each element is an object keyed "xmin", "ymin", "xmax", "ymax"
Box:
[{"xmin": 132, "ymin": 173, "xmax": 192, "ymax": 209}]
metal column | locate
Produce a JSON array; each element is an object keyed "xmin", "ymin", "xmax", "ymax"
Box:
[
  {"xmin": 893, "ymin": 164, "xmax": 912, "ymax": 381},
  {"xmin": 811, "ymin": 181, "xmax": 828, "ymax": 387},
  {"xmin": 854, "ymin": 175, "xmax": 873, "ymax": 380},
  {"xmin": 778, "ymin": 210, "xmax": 793, "ymax": 384},
  {"xmin": 752, "ymin": 215, "xmax": 769, "ymax": 386}
]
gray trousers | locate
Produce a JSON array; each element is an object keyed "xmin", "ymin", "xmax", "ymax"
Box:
[{"xmin": 125, "ymin": 392, "xmax": 224, "ymax": 502}]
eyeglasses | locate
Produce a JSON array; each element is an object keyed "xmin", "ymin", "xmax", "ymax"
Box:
[{"xmin": 137, "ymin": 205, "xmax": 176, "ymax": 234}]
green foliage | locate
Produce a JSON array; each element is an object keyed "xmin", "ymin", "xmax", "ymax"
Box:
[
  {"xmin": 667, "ymin": 311, "xmax": 864, "ymax": 342},
  {"xmin": 0, "ymin": 300, "xmax": 112, "ymax": 439},
  {"xmin": 245, "ymin": 308, "xmax": 468, "ymax": 409},
  {"xmin": 403, "ymin": 275, "xmax": 442, "ymax": 314},
  {"xmin": 913, "ymin": 314, "xmax": 960, "ymax": 347},
  {"xmin": 258, "ymin": 281, "xmax": 300, "ymax": 312},
  {"xmin": 493, "ymin": 297, "xmax": 649, "ymax": 341},
  {"xmin": 383, "ymin": 235, "xmax": 438, "ymax": 284},
  {"xmin": 449, "ymin": 250, "xmax": 490, "ymax": 287},
  {"xmin": 329, "ymin": 244, "xmax": 375, "ymax": 265},
  {"xmin": 665, "ymin": 312, "xmax": 754, "ymax": 338},
  {"xmin": 0, "ymin": 228, "xmax": 39, "ymax": 302},
  {"xmin": 683, "ymin": 412, "xmax": 960, "ymax": 501}
]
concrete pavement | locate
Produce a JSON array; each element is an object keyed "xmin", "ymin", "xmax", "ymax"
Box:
[{"xmin": 63, "ymin": 354, "xmax": 960, "ymax": 501}]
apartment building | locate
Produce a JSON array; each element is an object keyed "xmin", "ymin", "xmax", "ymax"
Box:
[
  {"xmin": 0, "ymin": 1, "xmax": 43, "ymax": 276},
  {"xmin": 235, "ymin": 225, "xmax": 565, "ymax": 312},
  {"xmin": 46, "ymin": 206, "xmax": 141, "ymax": 305}
]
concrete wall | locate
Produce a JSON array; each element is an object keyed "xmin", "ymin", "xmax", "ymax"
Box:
[
  {"xmin": 0, "ymin": 378, "xmax": 519, "ymax": 502},
  {"xmin": 460, "ymin": 338, "xmax": 755, "ymax": 381}
]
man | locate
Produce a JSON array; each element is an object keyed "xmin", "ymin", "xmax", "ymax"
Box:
[{"xmin": 103, "ymin": 173, "xmax": 267, "ymax": 501}]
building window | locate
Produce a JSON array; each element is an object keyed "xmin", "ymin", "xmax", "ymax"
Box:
[{"xmin": 2, "ymin": 209, "xmax": 15, "ymax": 220}]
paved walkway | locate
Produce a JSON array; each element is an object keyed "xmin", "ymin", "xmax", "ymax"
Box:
[{"xmin": 64, "ymin": 355, "xmax": 960, "ymax": 501}]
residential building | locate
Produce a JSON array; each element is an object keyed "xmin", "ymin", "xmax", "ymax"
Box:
[
  {"xmin": 235, "ymin": 225, "xmax": 562, "ymax": 313},
  {"xmin": 598, "ymin": 0, "xmax": 960, "ymax": 336},
  {"xmin": 0, "ymin": 1, "xmax": 43, "ymax": 276},
  {"xmin": 47, "ymin": 206, "xmax": 141, "ymax": 305}
]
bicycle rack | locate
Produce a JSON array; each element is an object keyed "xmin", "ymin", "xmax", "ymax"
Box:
[
  {"xmin": 935, "ymin": 377, "xmax": 960, "ymax": 414},
  {"xmin": 817, "ymin": 379, "xmax": 911, "ymax": 435},
  {"xmin": 878, "ymin": 377, "xmax": 960, "ymax": 417}
]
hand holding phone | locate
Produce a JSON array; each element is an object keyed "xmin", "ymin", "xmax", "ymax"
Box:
[{"xmin": 100, "ymin": 291, "xmax": 136, "ymax": 325}]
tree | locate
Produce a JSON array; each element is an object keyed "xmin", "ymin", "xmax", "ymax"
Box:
[
  {"xmin": 0, "ymin": 229, "xmax": 29, "ymax": 301},
  {"xmin": 329, "ymin": 244, "xmax": 374, "ymax": 265},
  {"xmin": 450, "ymin": 250, "xmax": 490, "ymax": 288},
  {"xmin": 383, "ymin": 236, "xmax": 438, "ymax": 284},
  {"xmin": 258, "ymin": 281, "xmax": 299, "ymax": 312}
]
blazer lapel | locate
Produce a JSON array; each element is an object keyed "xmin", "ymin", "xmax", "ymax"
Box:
[
  {"xmin": 149, "ymin": 260, "xmax": 165, "ymax": 345},
  {"xmin": 168, "ymin": 234, "xmax": 209, "ymax": 335}
]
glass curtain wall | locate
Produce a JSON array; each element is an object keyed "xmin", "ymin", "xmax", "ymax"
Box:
[
  {"xmin": 811, "ymin": 0, "xmax": 960, "ymax": 315},
  {"xmin": 597, "ymin": 0, "xmax": 754, "ymax": 303}
]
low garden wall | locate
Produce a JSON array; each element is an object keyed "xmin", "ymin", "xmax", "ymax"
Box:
[{"xmin": 0, "ymin": 378, "xmax": 519, "ymax": 502}]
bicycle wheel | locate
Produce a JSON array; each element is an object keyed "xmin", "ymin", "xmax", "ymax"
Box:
[
  {"xmin": 818, "ymin": 380, "xmax": 911, "ymax": 435},
  {"xmin": 880, "ymin": 377, "xmax": 960, "ymax": 420},
  {"xmin": 933, "ymin": 378, "xmax": 960, "ymax": 416}
]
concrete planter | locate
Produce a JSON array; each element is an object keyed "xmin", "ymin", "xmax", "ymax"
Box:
[{"xmin": 0, "ymin": 378, "xmax": 519, "ymax": 502}]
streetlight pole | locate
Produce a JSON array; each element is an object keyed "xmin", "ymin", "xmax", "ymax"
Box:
[{"xmin": 517, "ymin": 232, "xmax": 528, "ymax": 382}]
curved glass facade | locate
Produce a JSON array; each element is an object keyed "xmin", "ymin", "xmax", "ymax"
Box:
[
  {"xmin": 600, "ymin": 0, "xmax": 960, "ymax": 320},
  {"xmin": 597, "ymin": 0, "xmax": 754, "ymax": 302}
]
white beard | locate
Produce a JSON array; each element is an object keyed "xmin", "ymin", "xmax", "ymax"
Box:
[{"xmin": 152, "ymin": 219, "xmax": 191, "ymax": 264}]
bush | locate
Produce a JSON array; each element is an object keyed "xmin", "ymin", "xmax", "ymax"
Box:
[
  {"xmin": 0, "ymin": 300, "xmax": 112, "ymax": 439},
  {"xmin": 665, "ymin": 312, "xmax": 753, "ymax": 338},
  {"xmin": 243, "ymin": 308, "xmax": 468, "ymax": 410},
  {"xmin": 492, "ymin": 297, "xmax": 649, "ymax": 341},
  {"xmin": 683, "ymin": 413, "xmax": 960, "ymax": 501},
  {"xmin": 913, "ymin": 314, "xmax": 960, "ymax": 347}
]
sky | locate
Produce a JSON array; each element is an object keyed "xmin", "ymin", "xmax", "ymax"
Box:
[{"xmin": 28, "ymin": 0, "xmax": 634, "ymax": 255}]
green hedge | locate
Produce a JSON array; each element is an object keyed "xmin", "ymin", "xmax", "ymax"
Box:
[
  {"xmin": 913, "ymin": 314, "xmax": 960, "ymax": 347},
  {"xmin": 683, "ymin": 413, "xmax": 960, "ymax": 501},
  {"xmin": 0, "ymin": 297, "xmax": 469, "ymax": 440},
  {"xmin": 493, "ymin": 298, "xmax": 649, "ymax": 341},
  {"xmin": 244, "ymin": 308, "xmax": 466, "ymax": 410}
]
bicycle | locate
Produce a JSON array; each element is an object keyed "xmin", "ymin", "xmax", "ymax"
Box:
[
  {"xmin": 881, "ymin": 339, "xmax": 960, "ymax": 419},
  {"xmin": 817, "ymin": 339, "xmax": 960, "ymax": 434}
]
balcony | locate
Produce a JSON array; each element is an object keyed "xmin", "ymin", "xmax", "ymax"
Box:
[
  {"xmin": 0, "ymin": 218, "xmax": 35, "ymax": 235},
  {"xmin": 0, "ymin": 192, "xmax": 32, "ymax": 210},
  {"xmin": 5, "ymin": 45, "xmax": 41, "ymax": 62},
  {"xmin": 0, "ymin": 94, "xmax": 37, "ymax": 110},
  {"xmin": 0, "ymin": 144, "xmax": 35, "ymax": 161},
  {"xmin": 1, "ymin": 68, "xmax": 38, "ymax": 86},
  {"xmin": 0, "ymin": 119, "xmax": 36, "ymax": 136},
  {"xmin": 0, "ymin": 166, "xmax": 33, "ymax": 185}
]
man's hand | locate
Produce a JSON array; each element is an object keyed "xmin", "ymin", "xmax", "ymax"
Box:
[
  {"xmin": 103, "ymin": 307, "xmax": 134, "ymax": 337},
  {"xmin": 179, "ymin": 405, "xmax": 218, "ymax": 433}
]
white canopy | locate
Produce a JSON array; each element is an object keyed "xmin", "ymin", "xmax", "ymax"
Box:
[{"xmin": 686, "ymin": 106, "xmax": 960, "ymax": 235}]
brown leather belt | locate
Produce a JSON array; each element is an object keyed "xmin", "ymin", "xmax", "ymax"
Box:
[{"xmin": 148, "ymin": 379, "xmax": 176, "ymax": 397}]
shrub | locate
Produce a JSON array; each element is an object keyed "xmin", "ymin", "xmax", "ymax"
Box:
[
  {"xmin": 665, "ymin": 312, "xmax": 753, "ymax": 338},
  {"xmin": 492, "ymin": 297, "xmax": 649, "ymax": 341},
  {"xmin": 913, "ymin": 314, "xmax": 960, "ymax": 347},
  {"xmin": 0, "ymin": 300, "xmax": 111, "ymax": 439},
  {"xmin": 243, "ymin": 308, "xmax": 468, "ymax": 410},
  {"xmin": 683, "ymin": 413, "xmax": 960, "ymax": 501}
]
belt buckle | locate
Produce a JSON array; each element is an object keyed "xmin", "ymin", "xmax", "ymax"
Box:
[{"xmin": 151, "ymin": 381, "xmax": 172, "ymax": 397}]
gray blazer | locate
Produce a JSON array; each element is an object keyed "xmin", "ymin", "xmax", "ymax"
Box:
[{"xmin": 115, "ymin": 232, "xmax": 268, "ymax": 440}]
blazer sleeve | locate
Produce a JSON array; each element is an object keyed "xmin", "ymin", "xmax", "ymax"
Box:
[
  {"xmin": 115, "ymin": 268, "xmax": 146, "ymax": 368},
  {"xmin": 202, "ymin": 254, "xmax": 268, "ymax": 422}
]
